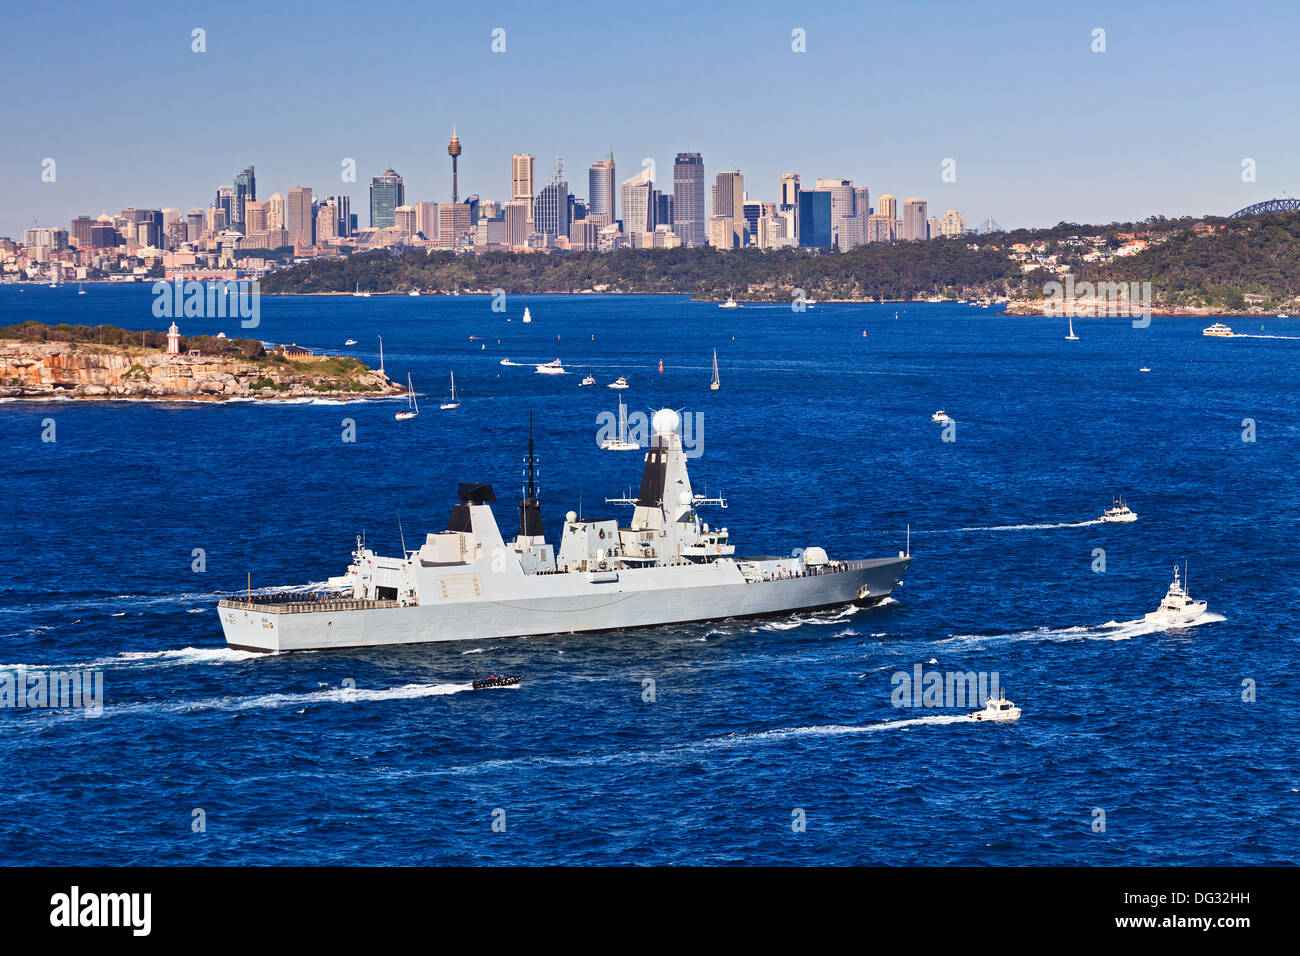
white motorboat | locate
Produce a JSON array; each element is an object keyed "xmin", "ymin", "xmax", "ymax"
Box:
[
  {"xmin": 1202, "ymin": 322, "xmax": 1232, "ymax": 337},
  {"xmin": 440, "ymin": 371, "xmax": 460, "ymax": 410},
  {"xmin": 344, "ymin": 339, "xmax": 358, "ymax": 346},
  {"xmin": 931, "ymin": 410, "xmax": 952, "ymax": 424},
  {"xmin": 709, "ymin": 349, "xmax": 720, "ymax": 391},
  {"xmin": 607, "ymin": 376, "xmax": 629, "ymax": 389},
  {"xmin": 971, "ymin": 695, "xmax": 1021, "ymax": 723},
  {"xmin": 719, "ymin": 297, "xmax": 740, "ymax": 309},
  {"xmin": 1277, "ymin": 313, "xmax": 1289, "ymax": 319},
  {"xmin": 1144, "ymin": 564, "xmax": 1207, "ymax": 627},
  {"xmin": 579, "ymin": 375, "xmax": 596, "ymax": 387},
  {"xmin": 522, "ymin": 307, "xmax": 532, "ymax": 323},
  {"xmin": 408, "ymin": 289, "xmax": 421, "ymax": 297},
  {"xmin": 600, "ymin": 396, "xmax": 639, "ymax": 451},
  {"xmin": 1139, "ymin": 366, "xmax": 1151, "ymax": 372},
  {"xmin": 536, "ymin": 359, "xmax": 565, "ymax": 375},
  {"xmin": 396, "ymin": 374, "xmax": 419, "ymax": 420},
  {"xmin": 1100, "ymin": 496, "xmax": 1138, "ymax": 523}
]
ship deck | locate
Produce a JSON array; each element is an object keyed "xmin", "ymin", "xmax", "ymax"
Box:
[{"xmin": 218, "ymin": 596, "xmax": 402, "ymax": 614}]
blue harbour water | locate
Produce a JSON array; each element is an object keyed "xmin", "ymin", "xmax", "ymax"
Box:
[{"xmin": 1, "ymin": 286, "xmax": 1296, "ymax": 865}]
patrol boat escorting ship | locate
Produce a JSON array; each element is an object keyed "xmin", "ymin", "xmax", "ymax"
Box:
[{"xmin": 217, "ymin": 409, "xmax": 912, "ymax": 652}]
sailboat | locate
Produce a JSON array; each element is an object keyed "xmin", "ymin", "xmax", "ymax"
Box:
[
  {"xmin": 709, "ymin": 349, "xmax": 720, "ymax": 391},
  {"xmin": 396, "ymin": 374, "xmax": 419, "ymax": 420},
  {"xmin": 77, "ymin": 283, "xmax": 86, "ymax": 295},
  {"xmin": 1066, "ymin": 312, "xmax": 1079, "ymax": 340},
  {"xmin": 522, "ymin": 307, "xmax": 532, "ymax": 323},
  {"xmin": 440, "ymin": 371, "xmax": 460, "ymax": 409},
  {"xmin": 600, "ymin": 396, "xmax": 639, "ymax": 451},
  {"xmin": 353, "ymin": 282, "xmax": 370, "ymax": 298}
]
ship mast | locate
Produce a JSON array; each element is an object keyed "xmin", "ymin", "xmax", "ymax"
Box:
[{"xmin": 518, "ymin": 411, "xmax": 542, "ymax": 538}]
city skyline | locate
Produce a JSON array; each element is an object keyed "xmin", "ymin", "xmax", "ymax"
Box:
[{"xmin": 1, "ymin": 1, "xmax": 1296, "ymax": 237}]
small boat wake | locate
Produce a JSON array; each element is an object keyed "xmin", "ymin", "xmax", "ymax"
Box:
[
  {"xmin": 944, "ymin": 611, "xmax": 1226, "ymax": 646},
  {"xmin": 917, "ymin": 519, "xmax": 1103, "ymax": 534},
  {"xmin": 16, "ymin": 682, "xmax": 479, "ymax": 728}
]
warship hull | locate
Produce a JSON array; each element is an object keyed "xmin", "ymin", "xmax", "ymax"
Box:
[{"xmin": 219, "ymin": 556, "xmax": 909, "ymax": 653}]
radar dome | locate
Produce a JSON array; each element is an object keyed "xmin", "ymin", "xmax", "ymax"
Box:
[
  {"xmin": 566, "ymin": 511, "xmax": 577, "ymax": 523},
  {"xmin": 652, "ymin": 408, "xmax": 680, "ymax": 435}
]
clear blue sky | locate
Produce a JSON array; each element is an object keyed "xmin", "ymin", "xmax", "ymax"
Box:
[{"xmin": 1, "ymin": 0, "xmax": 1295, "ymax": 235}]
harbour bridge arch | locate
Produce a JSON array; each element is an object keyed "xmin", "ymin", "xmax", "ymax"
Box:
[{"xmin": 1229, "ymin": 198, "xmax": 1300, "ymax": 217}]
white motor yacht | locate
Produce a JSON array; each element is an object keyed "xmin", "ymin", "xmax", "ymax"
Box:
[
  {"xmin": 536, "ymin": 359, "xmax": 565, "ymax": 375},
  {"xmin": 719, "ymin": 297, "xmax": 740, "ymax": 309},
  {"xmin": 931, "ymin": 410, "xmax": 953, "ymax": 424},
  {"xmin": 1100, "ymin": 497, "xmax": 1138, "ymax": 523},
  {"xmin": 971, "ymin": 695, "xmax": 1021, "ymax": 723},
  {"xmin": 1144, "ymin": 564, "xmax": 1208, "ymax": 627},
  {"xmin": 1202, "ymin": 322, "xmax": 1232, "ymax": 337},
  {"xmin": 579, "ymin": 375, "xmax": 596, "ymax": 387}
]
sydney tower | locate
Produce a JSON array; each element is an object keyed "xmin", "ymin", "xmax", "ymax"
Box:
[{"xmin": 448, "ymin": 125, "xmax": 462, "ymax": 204}]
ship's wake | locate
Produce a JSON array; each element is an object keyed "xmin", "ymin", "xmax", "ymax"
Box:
[
  {"xmin": 10, "ymin": 681, "xmax": 482, "ymax": 729},
  {"xmin": 917, "ymin": 519, "xmax": 1103, "ymax": 534},
  {"xmin": 0, "ymin": 581, "xmax": 333, "ymax": 618},
  {"xmin": 943, "ymin": 611, "xmax": 1226, "ymax": 645}
]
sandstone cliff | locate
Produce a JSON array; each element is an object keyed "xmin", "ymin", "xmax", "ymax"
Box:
[{"xmin": 0, "ymin": 341, "xmax": 403, "ymax": 401}]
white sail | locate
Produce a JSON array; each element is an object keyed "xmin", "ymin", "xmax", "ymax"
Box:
[{"xmin": 710, "ymin": 349, "xmax": 720, "ymax": 390}]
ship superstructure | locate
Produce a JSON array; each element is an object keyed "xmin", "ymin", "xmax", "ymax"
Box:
[{"xmin": 218, "ymin": 409, "xmax": 911, "ymax": 651}]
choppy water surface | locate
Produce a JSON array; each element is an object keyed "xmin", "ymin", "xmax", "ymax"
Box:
[{"xmin": 1, "ymin": 287, "xmax": 1295, "ymax": 864}]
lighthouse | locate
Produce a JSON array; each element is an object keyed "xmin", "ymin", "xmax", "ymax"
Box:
[{"xmin": 166, "ymin": 321, "xmax": 180, "ymax": 355}]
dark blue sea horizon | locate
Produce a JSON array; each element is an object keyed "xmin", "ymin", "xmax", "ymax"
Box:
[{"xmin": 1, "ymin": 284, "xmax": 1296, "ymax": 865}]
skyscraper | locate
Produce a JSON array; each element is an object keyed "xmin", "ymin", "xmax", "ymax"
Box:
[
  {"xmin": 815, "ymin": 178, "xmax": 861, "ymax": 251},
  {"xmin": 504, "ymin": 198, "xmax": 529, "ymax": 246},
  {"xmin": 331, "ymin": 195, "xmax": 352, "ymax": 238},
  {"xmin": 287, "ymin": 187, "xmax": 314, "ymax": 247},
  {"xmin": 232, "ymin": 166, "xmax": 255, "ymax": 231},
  {"xmin": 779, "ymin": 173, "xmax": 801, "ymax": 209},
  {"xmin": 532, "ymin": 159, "xmax": 569, "ymax": 239},
  {"xmin": 415, "ymin": 201, "xmax": 439, "ymax": 239},
  {"xmin": 370, "ymin": 169, "xmax": 405, "ymax": 229},
  {"xmin": 939, "ymin": 209, "xmax": 966, "ymax": 237},
  {"xmin": 267, "ymin": 192, "xmax": 286, "ymax": 229},
  {"xmin": 901, "ymin": 199, "xmax": 928, "ymax": 241},
  {"xmin": 588, "ymin": 152, "xmax": 616, "ymax": 223},
  {"xmin": 394, "ymin": 205, "xmax": 417, "ymax": 239},
  {"xmin": 711, "ymin": 170, "xmax": 745, "ymax": 247},
  {"xmin": 448, "ymin": 125, "xmax": 462, "ymax": 203},
  {"xmin": 673, "ymin": 153, "xmax": 706, "ymax": 247},
  {"xmin": 244, "ymin": 200, "xmax": 268, "ymax": 233},
  {"xmin": 876, "ymin": 193, "xmax": 898, "ymax": 224},
  {"xmin": 797, "ymin": 190, "xmax": 832, "ymax": 249},
  {"xmin": 511, "ymin": 154, "xmax": 535, "ymax": 203},
  {"xmin": 620, "ymin": 166, "xmax": 654, "ymax": 239}
]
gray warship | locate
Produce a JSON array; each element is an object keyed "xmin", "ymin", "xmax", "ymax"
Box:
[{"xmin": 218, "ymin": 409, "xmax": 911, "ymax": 652}]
